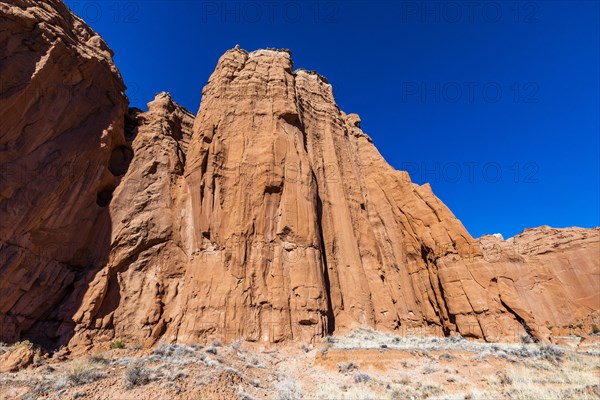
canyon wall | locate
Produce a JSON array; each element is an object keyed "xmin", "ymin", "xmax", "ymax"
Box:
[
  {"xmin": 0, "ymin": 0, "xmax": 128, "ymax": 349},
  {"xmin": 1, "ymin": 1, "xmax": 598, "ymax": 352}
]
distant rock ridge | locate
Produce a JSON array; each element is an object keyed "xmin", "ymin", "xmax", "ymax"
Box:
[{"xmin": 0, "ymin": 0, "xmax": 598, "ymax": 353}]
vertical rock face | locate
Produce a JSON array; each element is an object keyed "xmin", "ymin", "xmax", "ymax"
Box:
[
  {"xmin": 65, "ymin": 48, "xmax": 599, "ymax": 350},
  {"xmin": 0, "ymin": 0, "xmax": 128, "ymax": 348},
  {"xmin": 1, "ymin": 2, "xmax": 598, "ymax": 351},
  {"xmin": 69, "ymin": 93, "xmax": 195, "ymax": 350},
  {"xmin": 178, "ymin": 49, "xmax": 494, "ymax": 343}
]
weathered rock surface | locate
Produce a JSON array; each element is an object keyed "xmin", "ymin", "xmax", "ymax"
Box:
[
  {"xmin": 0, "ymin": 0, "xmax": 128, "ymax": 347},
  {"xmin": 69, "ymin": 93, "xmax": 195, "ymax": 350},
  {"xmin": 65, "ymin": 48, "xmax": 600, "ymax": 350},
  {"xmin": 0, "ymin": 1, "xmax": 598, "ymax": 352},
  {"xmin": 479, "ymin": 226, "xmax": 600, "ymax": 336},
  {"xmin": 0, "ymin": 345, "xmax": 34, "ymax": 373}
]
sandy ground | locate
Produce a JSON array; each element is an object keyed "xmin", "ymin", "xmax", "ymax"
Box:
[{"xmin": 0, "ymin": 327, "xmax": 599, "ymax": 400}]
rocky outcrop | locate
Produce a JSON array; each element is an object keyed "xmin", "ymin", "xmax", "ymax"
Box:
[
  {"xmin": 65, "ymin": 48, "xmax": 599, "ymax": 350},
  {"xmin": 1, "ymin": 1, "xmax": 598, "ymax": 352},
  {"xmin": 69, "ymin": 93, "xmax": 195, "ymax": 350},
  {"xmin": 479, "ymin": 226, "xmax": 600, "ymax": 336},
  {"xmin": 0, "ymin": 344, "xmax": 34, "ymax": 373},
  {"xmin": 0, "ymin": 0, "xmax": 128, "ymax": 347}
]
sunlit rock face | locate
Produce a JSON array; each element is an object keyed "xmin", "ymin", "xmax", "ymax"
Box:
[{"xmin": 1, "ymin": 2, "xmax": 598, "ymax": 353}]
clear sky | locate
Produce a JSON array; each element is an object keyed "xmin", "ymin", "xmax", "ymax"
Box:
[{"xmin": 67, "ymin": 0, "xmax": 600, "ymax": 238}]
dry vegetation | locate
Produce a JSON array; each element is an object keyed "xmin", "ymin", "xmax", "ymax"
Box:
[{"xmin": 0, "ymin": 327, "xmax": 598, "ymax": 399}]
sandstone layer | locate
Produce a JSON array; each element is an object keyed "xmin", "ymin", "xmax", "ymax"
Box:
[
  {"xmin": 479, "ymin": 226, "xmax": 600, "ymax": 336},
  {"xmin": 65, "ymin": 48, "xmax": 599, "ymax": 350},
  {"xmin": 0, "ymin": 1, "xmax": 598, "ymax": 352},
  {"xmin": 0, "ymin": 0, "xmax": 128, "ymax": 349}
]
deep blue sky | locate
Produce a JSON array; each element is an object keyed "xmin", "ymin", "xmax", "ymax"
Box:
[{"xmin": 67, "ymin": 0, "xmax": 600, "ymax": 238}]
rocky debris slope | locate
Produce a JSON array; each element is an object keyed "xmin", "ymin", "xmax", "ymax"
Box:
[
  {"xmin": 0, "ymin": 0, "xmax": 128, "ymax": 348},
  {"xmin": 0, "ymin": 1, "xmax": 598, "ymax": 352}
]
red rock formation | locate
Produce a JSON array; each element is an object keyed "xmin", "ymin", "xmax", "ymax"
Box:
[
  {"xmin": 479, "ymin": 226, "xmax": 600, "ymax": 336},
  {"xmin": 69, "ymin": 93, "xmax": 195, "ymax": 350},
  {"xmin": 0, "ymin": 345, "xmax": 34, "ymax": 373},
  {"xmin": 1, "ymin": 2, "xmax": 598, "ymax": 352},
  {"xmin": 65, "ymin": 49, "xmax": 600, "ymax": 350},
  {"xmin": 0, "ymin": 0, "xmax": 128, "ymax": 348}
]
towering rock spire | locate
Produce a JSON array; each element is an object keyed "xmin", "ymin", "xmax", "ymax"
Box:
[{"xmin": 71, "ymin": 48, "xmax": 596, "ymax": 349}]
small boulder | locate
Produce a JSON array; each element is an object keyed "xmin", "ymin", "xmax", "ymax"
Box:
[{"xmin": 0, "ymin": 345, "xmax": 34, "ymax": 373}]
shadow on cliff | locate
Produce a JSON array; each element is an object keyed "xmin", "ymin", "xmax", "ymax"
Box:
[
  {"xmin": 19, "ymin": 209, "xmax": 114, "ymax": 352},
  {"xmin": 16, "ymin": 112, "xmax": 139, "ymax": 352}
]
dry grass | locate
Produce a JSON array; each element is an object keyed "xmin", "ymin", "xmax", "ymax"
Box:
[
  {"xmin": 1, "ymin": 327, "xmax": 598, "ymax": 400},
  {"xmin": 66, "ymin": 361, "xmax": 107, "ymax": 386}
]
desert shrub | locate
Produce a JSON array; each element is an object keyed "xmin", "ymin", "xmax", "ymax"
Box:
[
  {"xmin": 421, "ymin": 384, "xmax": 443, "ymax": 398},
  {"xmin": 230, "ymin": 339, "xmax": 243, "ymax": 352},
  {"xmin": 497, "ymin": 371, "xmax": 513, "ymax": 385},
  {"xmin": 153, "ymin": 342, "xmax": 172, "ymax": 356},
  {"xmin": 153, "ymin": 343, "xmax": 194, "ymax": 359},
  {"xmin": 8, "ymin": 340, "xmax": 33, "ymax": 351},
  {"xmin": 520, "ymin": 333, "xmax": 534, "ymax": 344},
  {"xmin": 354, "ymin": 372, "xmax": 371, "ymax": 383},
  {"xmin": 203, "ymin": 356, "xmax": 220, "ymax": 368},
  {"xmin": 110, "ymin": 339, "xmax": 126, "ymax": 349},
  {"xmin": 236, "ymin": 388, "xmax": 255, "ymax": 400},
  {"xmin": 338, "ymin": 362, "xmax": 358, "ymax": 374},
  {"xmin": 67, "ymin": 362, "xmax": 107, "ymax": 386},
  {"xmin": 397, "ymin": 376, "xmax": 411, "ymax": 385},
  {"xmin": 23, "ymin": 381, "xmax": 51, "ymax": 400},
  {"xmin": 316, "ymin": 384, "xmax": 380, "ymax": 400},
  {"xmin": 422, "ymin": 365, "xmax": 437, "ymax": 374},
  {"xmin": 511, "ymin": 345, "xmax": 540, "ymax": 359},
  {"xmin": 540, "ymin": 345, "xmax": 564, "ymax": 364},
  {"xmin": 89, "ymin": 354, "xmax": 109, "ymax": 364},
  {"xmin": 205, "ymin": 346, "xmax": 218, "ymax": 355},
  {"xmin": 277, "ymin": 377, "xmax": 303, "ymax": 400},
  {"xmin": 389, "ymin": 387, "xmax": 414, "ymax": 400},
  {"xmin": 166, "ymin": 369, "xmax": 188, "ymax": 381},
  {"xmin": 124, "ymin": 362, "xmax": 151, "ymax": 388}
]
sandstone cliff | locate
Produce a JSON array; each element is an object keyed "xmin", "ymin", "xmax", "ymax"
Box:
[
  {"xmin": 479, "ymin": 226, "xmax": 600, "ymax": 337},
  {"xmin": 0, "ymin": 1, "xmax": 598, "ymax": 352},
  {"xmin": 0, "ymin": 0, "xmax": 128, "ymax": 349},
  {"xmin": 65, "ymin": 48, "xmax": 599, "ymax": 350}
]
